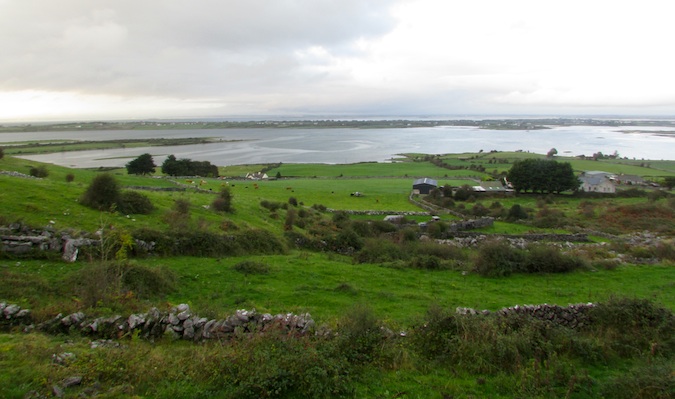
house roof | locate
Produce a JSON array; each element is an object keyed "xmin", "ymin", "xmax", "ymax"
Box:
[
  {"xmin": 479, "ymin": 181, "xmax": 506, "ymax": 191},
  {"xmin": 413, "ymin": 178, "xmax": 438, "ymax": 186},
  {"xmin": 579, "ymin": 173, "xmax": 613, "ymax": 186}
]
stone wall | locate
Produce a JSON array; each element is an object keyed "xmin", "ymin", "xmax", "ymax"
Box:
[
  {"xmin": 437, "ymin": 232, "xmax": 590, "ymax": 248},
  {"xmin": 0, "ymin": 225, "xmax": 97, "ymax": 262},
  {"xmin": 2, "ymin": 303, "xmax": 315, "ymax": 341},
  {"xmin": 456, "ymin": 303, "xmax": 595, "ymax": 329}
]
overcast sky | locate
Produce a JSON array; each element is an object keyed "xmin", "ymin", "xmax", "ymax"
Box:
[{"xmin": 1, "ymin": 0, "xmax": 673, "ymax": 122}]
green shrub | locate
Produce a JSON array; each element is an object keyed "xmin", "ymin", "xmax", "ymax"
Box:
[
  {"xmin": 173, "ymin": 198, "xmax": 191, "ymax": 215},
  {"xmin": 233, "ymin": 260, "xmax": 270, "ymax": 276},
  {"xmin": 524, "ymin": 245, "xmax": 587, "ymax": 273},
  {"xmin": 336, "ymin": 304, "xmax": 385, "ymax": 365},
  {"xmin": 260, "ymin": 200, "xmax": 283, "ymax": 212},
  {"xmin": 654, "ymin": 242, "xmax": 675, "ymax": 261},
  {"xmin": 413, "ymin": 240, "xmax": 466, "ymax": 261},
  {"xmin": 600, "ymin": 360, "xmax": 674, "ymax": 399},
  {"xmin": 236, "ymin": 229, "xmax": 287, "ymax": 255},
  {"xmin": 284, "ymin": 231, "xmax": 327, "ymax": 251},
  {"xmin": 28, "ymin": 165, "xmax": 49, "ymax": 178},
  {"xmin": 121, "ymin": 264, "xmax": 177, "ymax": 299},
  {"xmin": 616, "ymin": 188, "xmax": 647, "ymax": 198},
  {"xmin": 354, "ymin": 238, "xmax": 406, "ymax": 263},
  {"xmin": 408, "ymin": 254, "xmax": 443, "ymax": 270},
  {"xmin": 470, "ymin": 203, "xmax": 490, "ymax": 217},
  {"xmin": 284, "ymin": 208, "xmax": 296, "ymax": 231},
  {"xmin": 216, "ymin": 331, "xmax": 354, "ymax": 398},
  {"xmin": 350, "ymin": 220, "xmax": 374, "ymax": 238},
  {"xmin": 369, "ymin": 220, "xmax": 398, "ymax": 234},
  {"xmin": 65, "ymin": 173, "xmax": 75, "ymax": 182},
  {"xmin": 67, "ymin": 262, "xmax": 177, "ymax": 309},
  {"xmin": 473, "ymin": 240, "xmax": 526, "ymax": 277},
  {"xmin": 80, "ymin": 173, "xmax": 120, "ymax": 211},
  {"xmin": 117, "ymin": 191, "xmax": 155, "ymax": 215},
  {"xmin": 507, "ymin": 204, "xmax": 528, "ymax": 221},
  {"xmin": 311, "ymin": 203, "xmax": 327, "ymax": 212},
  {"xmin": 211, "ymin": 187, "xmax": 234, "ymax": 213},
  {"xmin": 532, "ymin": 207, "xmax": 567, "ymax": 228},
  {"xmin": 590, "ymin": 297, "xmax": 675, "ymax": 358}
]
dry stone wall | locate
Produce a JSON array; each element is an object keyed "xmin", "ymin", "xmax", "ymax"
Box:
[
  {"xmin": 1, "ymin": 225, "xmax": 97, "ymax": 262},
  {"xmin": 2, "ymin": 303, "xmax": 315, "ymax": 341},
  {"xmin": 456, "ymin": 303, "xmax": 595, "ymax": 329}
]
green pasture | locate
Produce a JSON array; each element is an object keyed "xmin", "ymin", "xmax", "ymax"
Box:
[
  {"xmin": 436, "ymin": 151, "xmax": 675, "ymax": 178},
  {"xmin": 268, "ymin": 161, "xmax": 485, "ymax": 178},
  {"xmin": 3, "ymin": 254, "xmax": 673, "ymax": 327}
]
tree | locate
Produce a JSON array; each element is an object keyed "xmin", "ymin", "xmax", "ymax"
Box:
[
  {"xmin": 161, "ymin": 154, "xmax": 218, "ymax": 177},
  {"xmin": 663, "ymin": 176, "xmax": 675, "ymax": 190},
  {"xmin": 80, "ymin": 173, "xmax": 120, "ymax": 211},
  {"xmin": 126, "ymin": 153, "xmax": 156, "ymax": 175},
  {"xmin": 0, "ymin": 147, "xmax": 4, "ymax": 160},
  {"xmin": 507, "ymin": 159, "xmax": 579, "ymax": 194},
  {"xmin": 211, "ymin": 187, "xmax": 233, "ymax": 213}
]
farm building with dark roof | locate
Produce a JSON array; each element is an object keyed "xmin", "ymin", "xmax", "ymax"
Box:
[{"xmin": 412, "ymin": 178, "xmax": 438, "ymax": 194}]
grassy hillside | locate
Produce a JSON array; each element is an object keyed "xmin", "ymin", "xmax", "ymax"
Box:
[{"xmin": 1, "ymin": 152, "xmax": 673, "ymax": 398}]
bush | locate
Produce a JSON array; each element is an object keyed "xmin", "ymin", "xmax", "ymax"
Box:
[
  {"xmin": 284, "ymin": 231, "xmax": 327, "ymax": 251},
  {"xmin": 354, "ymin": 238, "xmax": 406, "ymax": 264},
  {"xmin": 470, "ymin": 203, "xmax": 490, "ymax": 217},
  {"xmin": 532, "ymin": 207, "xmax": 566, "ymax": 228},
  {"xmin": 409, "ymin": 255, "xmax": 443, "ymax": 270},
  {"xmin": 507, "ymin": 204, "xmax": 528, "ymax": 221},
  {"xmin": 473, "ymin": 240, "xmax": 526, "ymax": 277},
  {"xmin": 216, "ymin": 331, "xmax": 353, "ymax": 398},
  {"xmin": 350, "ymin": 220, "xmax": 374, "ymax": 238},
  {"xmin": 288, "ymin": 196, "xmax": 298, "ymax": 207},
  {"xmin": 329, "ymin": 227, "xmax": 364, "ymax": 252},
  {"xmin": 65, "ymin": 173, "xmax": 75, "ymax": 183},
  {"xmin": 336, "ymin": 305, "xmax": 385, "ymax": 365},
  {"xmin": 370, "ymin": 220, "xmax": 398, "ymax": 234},
  {"xmin": 67, "ymin": 262, "xmax": 177, "ymax": 309},
  {"xmin": 29, "ymin": 165, "xmax": 49, "ymax": 178},
  {"xmin": 260, "ymin": 200, "xmax": 282, "ymax": 212},
  {"xmin": 600, "ymin": 360, "xmax": 675, "ymax": 399},
  {"xmin": 173, "ymin": 198, "xmax": 191, "ymax": 216},
  {"xmin": 524, "ymin": 245, "xmax": 587, "ymax": 273},
  {"xmin": 413, "ymin": 240, "xmax": 466, "ymax": 261},
  {"xmin": 80, "ymin": 173, "xmax": 120, "ymax": 211},
  {"xmin": 117, "ymin": 191, "xmax": 155, "ymax": 215},
  {"xmin": 236, "ymin": 229, "xmax": 287, "ymax": 255},
  {"xmin": 590, "ymin": 297, "xmax": 675, "ymax": 358},
  {"xmin": 211, "ymin": 187, "xmax": 233, "ymax": 213}
]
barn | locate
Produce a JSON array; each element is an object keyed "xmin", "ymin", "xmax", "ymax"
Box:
[{"xmin": 412, "ymin": 178, "xmax": 438, "ymax": 194}]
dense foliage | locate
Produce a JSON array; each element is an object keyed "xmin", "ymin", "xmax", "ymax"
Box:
[
  {"xmin": 79, "ymin": 173, "xmax": 120, "ymax": 211},
  {"xmin": 161, "ymin": 154, "xmax": 219, "ymax": 177},
  {"xmin": 125, "ymin": 153, "xmax": 156, "ymax": 175},
  {"xmin": 507, "ymin": 158, "xmax": 579, "ymax": 193}
]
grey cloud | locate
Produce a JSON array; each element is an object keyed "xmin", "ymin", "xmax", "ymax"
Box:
[{"xmin": 0, "ymin": 0, "xmax": 400, "ymax": 97}]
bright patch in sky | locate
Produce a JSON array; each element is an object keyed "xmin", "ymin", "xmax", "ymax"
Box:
[{"xmin": 0, "ymin": 0, "xmax": 673, "ymax": 121}]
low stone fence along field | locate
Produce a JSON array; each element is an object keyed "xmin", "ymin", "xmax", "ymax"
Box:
[
  {"xmin": 1, "ymin": 303, "xmax": 315, "ymax": 341},
  {"xmin": 2, "ymin": 301, "xmax": 599, "ymax": 344}
]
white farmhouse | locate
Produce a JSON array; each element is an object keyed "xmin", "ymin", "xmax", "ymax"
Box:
[{"xmin": 579, "ymin": 171, "xmax": 616, "ymax": 193}]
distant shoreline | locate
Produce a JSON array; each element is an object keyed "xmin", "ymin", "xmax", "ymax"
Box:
[{"xmin": 2, "ymin": 117, "xmax": 675, "ymax": 133}]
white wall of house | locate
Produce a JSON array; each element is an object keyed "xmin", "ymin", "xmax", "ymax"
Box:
[{"xmin": 581, "ymin": 180, "xmax": 616, "ymax": 193}]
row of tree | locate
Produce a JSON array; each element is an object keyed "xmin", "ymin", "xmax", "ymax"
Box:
[
  {"xmin": 125, "ymin": 153, "xmax": 219, "ymax": 177},
  {"xmin": 507, "ymin": 159, "xmax": 579, "ymax": 194}
]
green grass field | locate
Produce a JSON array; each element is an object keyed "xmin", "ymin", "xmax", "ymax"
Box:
[{"xmin": 0, "ymin": 151, "xmax": 674, "ymax": 398}]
